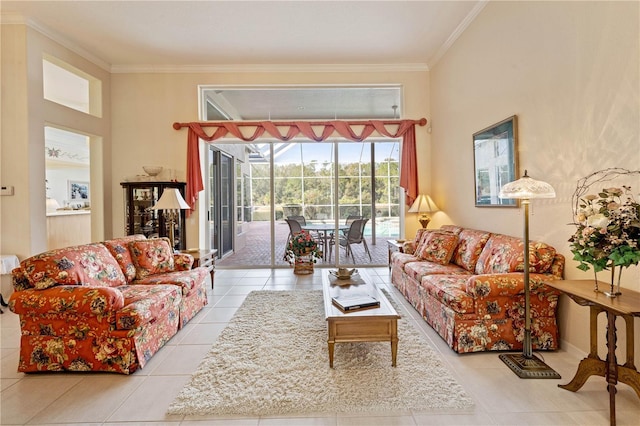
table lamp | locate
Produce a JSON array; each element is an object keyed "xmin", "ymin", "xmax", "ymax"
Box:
[
  {"xmin": 498, "ymin": 170, "xmax": 561, "ymax": 379},
  {"xmin": 152, "ymin": 188, "xmax": 190, "ymax": 250},
  {"xmin": 408, "ymin": 194, "xmax": 439, "ymax": 228}
]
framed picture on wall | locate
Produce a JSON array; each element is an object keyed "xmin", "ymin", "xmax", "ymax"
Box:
[
  {"xmin": 473, "ymin": 116, "xmax": 519, "ymax": 207},
  {"xmin": 68, "ymin": 180, "xmax": 90, "ymax": 202}
]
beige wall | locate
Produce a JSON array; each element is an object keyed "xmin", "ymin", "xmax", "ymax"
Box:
[
  {"xmin": 430, "ymin": 1, "xmax": 639, "ymax": 361},
  {"xmin": 1, "ymin": 24, "xmax": 111, "ymax": 259},
  {"xmin": 110, "ymin": 71, "xmax": 431, "ymax": 245}
]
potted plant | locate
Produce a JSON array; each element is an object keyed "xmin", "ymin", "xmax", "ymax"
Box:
[
  {"xmin": 569, "ymin": 185, "xmax": 640, "ymax": 295},
  {"xmin": 286, "ymin": 230, "xmax": 322, "ymax": 274}
]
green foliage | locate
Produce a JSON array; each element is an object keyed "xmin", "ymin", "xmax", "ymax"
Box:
[
  {"xmin": 250, "ymin": 155, "xmax": 399, "ymax": 220},
  {"xmin": 569, "ymin": 186, "xmax": 640, "ymax": 272}
]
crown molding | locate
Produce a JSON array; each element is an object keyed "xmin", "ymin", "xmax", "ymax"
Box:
[
  {"xmin": 428, "ymin": 0, "xmax": 488, "ymax": 68},
  {"xmin": 110, "ymin": 63, "xmax": 429, "ymax": 74},
  {"xmin": 1, "ymin": 12, "xmax": 112, "ymax": 72}
]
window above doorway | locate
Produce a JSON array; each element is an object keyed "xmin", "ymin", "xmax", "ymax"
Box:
[{"xmin": 200, "ymin": 85, "xmax": 402, "ymax": 121}]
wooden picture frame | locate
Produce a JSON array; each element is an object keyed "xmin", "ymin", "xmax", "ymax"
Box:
[
  {"xmin": 68, "ymin": 180, "xmax": 90, "ymax": 202},
  {"xmin": 473, "ymin": 116, "xmax": 519, "ymax": 207}
]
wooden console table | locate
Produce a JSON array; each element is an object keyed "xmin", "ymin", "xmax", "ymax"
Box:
[
  {"xmin": 182, "ymin": 249, "xmax": 217, "ymax": 288},
  {"xmin": 387, "ymin": 240, "xmax": 404, "ymax": 269},
  {"xmin": 543, "ymin": 279, "xmax": 640, "ymax": 426}
]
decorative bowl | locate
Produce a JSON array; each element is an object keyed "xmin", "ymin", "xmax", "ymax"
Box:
[
  {"xmin": 143, "ymin": 166, "xmax": 163, "ymax": 176},
  {"xmin": 329, "ymin": 268, "xmax": 358, "ymax": 280}
]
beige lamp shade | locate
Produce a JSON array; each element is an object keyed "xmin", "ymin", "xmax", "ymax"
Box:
[
  {"xmin": 152, "ymin": 188, "xmax": 189, "ymax": 251},
  {"xmin": 498, "ymin": 170, "xmax": 556, "ymax": 200},
  {"xmin": 46, "ymin": 198, "xmax": 61, "ymax": 212},
  {"xmin": 408, "ymin": 194, "xmax": 439, "ymax": 228},
  {"xmin": 152, "ymin": 188, "xmax": 190, "ymax": 211}
]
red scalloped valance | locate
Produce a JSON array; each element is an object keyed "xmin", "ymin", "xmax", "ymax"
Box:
[{"xmin": 173, "ymin": 118, "xmax": 426, "ymax": 213}]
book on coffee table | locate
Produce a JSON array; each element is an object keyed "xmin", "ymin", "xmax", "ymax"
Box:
[{"xmin": 331, "ymin": 294, "xmax": 380, "ymax": 312}]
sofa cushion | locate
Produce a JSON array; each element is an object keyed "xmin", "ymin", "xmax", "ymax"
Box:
[
  {"xmin": 103, "ymin": 235, "xmax": 147, "ymax": 282},
  {"xmin": 421, "ymin": 275, "xmax": 475, "ymax": 315},
  {"xmin": 116, "ymin": 284, "xmax": 181, "ymax": 330},
  {"xmin": 129, "ymin": 238, "xmax": 175, "ymax": 280},
  {"xmin": 404, "ymin": 261, "xmax": 470, "ymax": 283},
  {"xmin": 415, "ymin": 231, "xmax": 459, "ymax": 265},
  {"xmin": 475, "ymin": 234, "xmax": 557, "ymax": 275},
  {"xmin": 133, "ymin": 268, "xmax": 208, "ymax": 296},
  {"xmin": 391, "ymin": 252, "xmax": 421, "ymax": 269},
  {"xmin": 452, "ymin": 229, "xmax": 492, "ymax": 272},
  {"xmin": 20, "ymin": 243, "xmax": 127, "ymax": 290}
]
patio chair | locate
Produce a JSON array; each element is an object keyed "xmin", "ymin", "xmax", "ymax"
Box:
[
  {"xmin": 288, "ymin": 214, "xmax": 326, "ymax": 243},
  {"xmin": 328, "ymin": 214, "xmax": 363, "ymax": 239},
  {"xmin": 345, "ymin": 215, "xmax": 362, "ymax": 225},
  {"xmin": 328, "ymin": 218, "xmax": 372, "ymax": 262},
  {"xmin": 284, "ymin": 218, "xmax": 324, "ymax": 260},
  {"xmin": 287, "ymin": 215, "xmax": 307, "ymax": 226},
  {"xmin": 283, "ymin": 218, "xmax": 303, "ymax": 260}
]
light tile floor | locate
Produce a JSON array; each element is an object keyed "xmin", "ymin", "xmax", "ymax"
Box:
[{"xmin": 1, "ymin": 267, "xmax": 639, "ymax": 425}]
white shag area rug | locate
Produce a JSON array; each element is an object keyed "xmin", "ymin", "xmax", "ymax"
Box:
[{"xmin": 167, "ymin": 290, "xmax": 474, "ymax": 416}]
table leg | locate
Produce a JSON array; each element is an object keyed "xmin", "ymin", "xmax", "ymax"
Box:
[
  {"xmin": 391, "ymin": 319, "xmax": 398, "ymax": 367},
  {"xmin": 605, "ymin": 311, "xmax": 618, "ymax": 426},
  {"xmin": 619, "ymin": 316, "xmax": 640, "ymax": 400},
  {"xmin": 327, "ymin": 320, "xmax": 335, "ymax": 368},
  {"xmin": 560, "ymin": 306, "xmax": 606, "ymax": 392}
]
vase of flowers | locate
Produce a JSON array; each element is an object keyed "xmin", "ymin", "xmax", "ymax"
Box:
[
  {"xmin": 569, "ymin": 185, "xmax": 640, "ymax": 296},
  {"xmin": 286, "ymin": 230, "xmax": 322, "ymax": 274}
]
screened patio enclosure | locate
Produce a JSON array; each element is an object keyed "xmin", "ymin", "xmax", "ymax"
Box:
[{"xmin": 212, "ymin": 139, "xmax": 402, "ymax": 268}]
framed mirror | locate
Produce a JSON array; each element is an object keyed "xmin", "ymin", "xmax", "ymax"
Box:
[{"xmin": 473, "ymin": 115, "xmax": 519, "ymax": 207}]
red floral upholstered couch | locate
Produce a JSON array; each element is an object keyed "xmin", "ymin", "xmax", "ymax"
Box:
[
  {"xmin": 391, "ymin": 225, "xmax": 564, "ymax": 353},
  {"xmin": 8, "ymin": 235, "xmax": 209, "ymax": 374}
]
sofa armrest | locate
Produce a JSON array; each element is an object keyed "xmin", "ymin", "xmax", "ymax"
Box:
[
  {"xmin": 466, "ymin": 273, "xmax": 561, "ymax": 299},
  {"xmin": 402, "ymin": 241, "xmax": 418, "ymax": 255},
  {"xmin": 9, "ymin": 286, "xmax": 125, "ymax": 316},
  {"xmin": 173, "ymin": 253, "xmax": 194, "ymax": 271}
]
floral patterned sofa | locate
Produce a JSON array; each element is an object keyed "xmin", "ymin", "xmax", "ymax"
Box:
[
  {"xmin": 391, "ymin": 225, "xmax": 564, "ymax": 353},
  {"xmin": 8, "ymin": 235, "xmax": 209, "ymax": 374}
]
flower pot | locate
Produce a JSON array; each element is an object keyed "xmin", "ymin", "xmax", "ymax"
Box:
[{"xmin": 293, "ymin": 254, "xmax": 314, "ymax": 275}]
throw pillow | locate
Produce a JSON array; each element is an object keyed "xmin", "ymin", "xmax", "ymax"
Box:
[
  {"xmin": 103, "ymin": 234, "xmax": 147, "ymax": 282},
  {"xmin": 474, "ymin": 234, "xmax": 557, "ymax": 274},
  {"xmin": 452, "ymin": 229, "xmax": 492, "ymax": 272},
  {"xmin": 129, "ymin": 238, "xmax": 175, "ymax": 280},
  {"xmin": 415, "ymin": 231, "xmax": 459, "ymax": 265},
  {"xmin": 20, "ymin": 243, "xmax": 127, "ymax": 290}
]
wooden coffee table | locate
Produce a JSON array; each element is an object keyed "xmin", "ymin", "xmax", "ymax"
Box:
[{"xmin": 322, "ymin": 269, "xmax": 400, "ymax": 368}]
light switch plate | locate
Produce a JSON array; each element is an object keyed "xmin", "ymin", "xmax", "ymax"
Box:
[{"xmin": 1, "ymin": 186, "xmax": 14, "ymax": 196}]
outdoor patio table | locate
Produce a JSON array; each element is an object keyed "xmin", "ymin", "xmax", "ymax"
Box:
[{"xmin": 302, "ymin": 223, "xmax": 350, "ymax": 261}]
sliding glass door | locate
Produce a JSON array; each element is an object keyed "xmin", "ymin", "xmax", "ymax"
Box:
[
  {"xmin": 212, "ymin": 140, "xmax": 401, "ymax": 268},
  {"xmin": 208, "ymin": 147, "xmax": 234, "ymax": 258}
]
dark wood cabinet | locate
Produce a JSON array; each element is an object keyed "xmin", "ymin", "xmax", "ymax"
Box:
[{"xmin": 120, "ymin": 181, "xmax": 186, "ymax": 250}]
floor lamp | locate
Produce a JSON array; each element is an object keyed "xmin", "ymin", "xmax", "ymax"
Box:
[
  {"xmin": 498, "ymin": 170, "xmax": 561, "ymax": 379},
  {"xmin": 153, "ymin": 188, "xmax": 190, "ymax": 251}
]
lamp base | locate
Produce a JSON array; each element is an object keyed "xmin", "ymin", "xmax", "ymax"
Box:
[
  {"xmin": 418, "ymin": 218, "xmax": 431, "ymax": 228},
  {"xmin": 499, "ymin": 353, "xmax": 561, "ymax": 379}
]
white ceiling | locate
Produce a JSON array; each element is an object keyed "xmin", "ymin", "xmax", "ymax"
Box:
[
  {"xmin": 1, "ymin": 1, "xmax": 485, "ymax": 119},
  {"xmin": 1, "ymin": 1, "xmax": 485, "ymax": 70}
]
